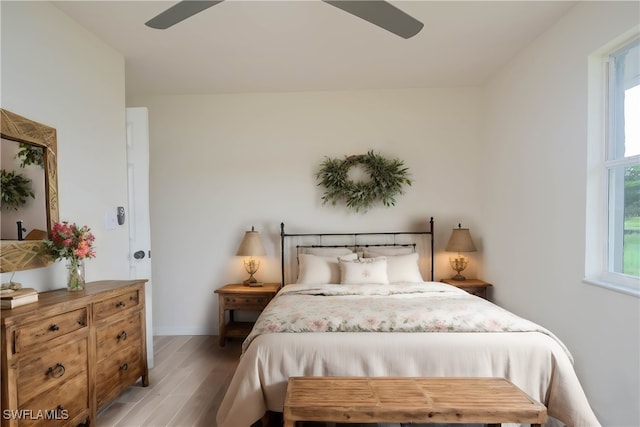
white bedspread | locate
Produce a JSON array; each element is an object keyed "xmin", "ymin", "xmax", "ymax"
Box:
[{"xmin": 216, "ymin": 282, "xmax": 600, "ymax": 427}]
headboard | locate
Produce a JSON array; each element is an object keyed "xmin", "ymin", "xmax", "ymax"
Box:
[{"xmin": 280, "ymin": 217, "xmax": 434, "ymax": 286}]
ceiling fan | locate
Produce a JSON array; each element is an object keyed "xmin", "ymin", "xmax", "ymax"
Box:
[{"xmin": 145, "ymin": 0, "xmax": 423, "ymax": 39}]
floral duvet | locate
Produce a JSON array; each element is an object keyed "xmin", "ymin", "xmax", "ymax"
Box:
[{"xmin": 244, "ymin": 282, "xmax": 570, "ymax": 357}]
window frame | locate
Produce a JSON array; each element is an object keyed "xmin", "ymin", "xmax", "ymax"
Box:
[{"xmin": 585, "ymin": 32, "xmax": 640, "ymax": 297}]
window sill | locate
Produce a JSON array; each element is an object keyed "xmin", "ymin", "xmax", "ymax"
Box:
[{"xmin": 583, "ymin": 277, "xmax": 640, "ymax": 298}]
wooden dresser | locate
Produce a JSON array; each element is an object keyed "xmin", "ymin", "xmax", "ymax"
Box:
[{"xmin": 1, "ymin": 280, "xmax": 149, "ymax": 427}]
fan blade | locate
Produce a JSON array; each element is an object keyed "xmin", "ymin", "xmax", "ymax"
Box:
[
  {"xmin": 323, "ymin": 0, "xmax": 423, "ymax": 39},
  {"xmin": 145, "ymin": 1, "xmax": 223, "ymax": 29}
]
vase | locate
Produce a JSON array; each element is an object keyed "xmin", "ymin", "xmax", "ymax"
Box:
[{"xmin": 66, "ymin": 258, "xmax": 85, "ymax": 291}]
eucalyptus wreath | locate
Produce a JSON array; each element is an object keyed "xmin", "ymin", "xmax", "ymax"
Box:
[{"xmin": 316, "ymin": 150, "xmax": 412, "ymax": 213}]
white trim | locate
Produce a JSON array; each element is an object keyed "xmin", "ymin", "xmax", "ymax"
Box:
[
  {"xmin": 153, "ymin": 326, "xmax": 214, "ymax": 336},
  {"xmin": 583, "ymin": 277, "xmax": 640, "ymax": 298},
  {"xmin": 586, "ymin": 30, "xmax": 640, "ymax": 295}
]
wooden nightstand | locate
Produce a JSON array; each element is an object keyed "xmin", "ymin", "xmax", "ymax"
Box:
[
  {"xmin": 215, "ymin": 283, "xmax": 280, "ymax": 346},
  {"xmin": 441, "ymin": 279, "xmax": 492, "ymax": 301}
]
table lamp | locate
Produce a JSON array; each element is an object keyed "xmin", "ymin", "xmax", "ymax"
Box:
[
  {"xmin": 445, "ymin": 223, "xmax": 477, "ymax": 280},
  {"xmin": 236, "ymin": 226, "xmax": 266, "ymax": 286}
]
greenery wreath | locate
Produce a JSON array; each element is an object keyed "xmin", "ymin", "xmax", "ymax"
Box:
[{"xmin": 316, "ymin": 150, "xmax": 412, "ymax": 213}]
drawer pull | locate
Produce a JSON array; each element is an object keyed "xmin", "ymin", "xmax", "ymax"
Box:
[
  {"xmin": 117, "ymin": 331, "xmax": 128, "ymax": 341},
  {"xmin": 49, "ymin": 324, "xmax": 60, "ymax": 332},
  {"xmin": 47, "ymin": 363, "xmax": 66, "ymax": 378},
  {"xmin": 120, "ymin": 363, "xmax": 129, "ymax": 371},
  {"xmin": 115, "ymin": 301, "xmax": 126, "ymax": 308}
]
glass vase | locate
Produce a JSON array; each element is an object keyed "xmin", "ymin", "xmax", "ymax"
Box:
[{"xmin": 66, "ymin": 258, "xmax": 85, "ymax": 291}]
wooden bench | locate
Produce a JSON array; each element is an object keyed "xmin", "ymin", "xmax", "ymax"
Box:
[{"xmin": 283, "ymin": 377, "xmax": 547, "ymax": 427}]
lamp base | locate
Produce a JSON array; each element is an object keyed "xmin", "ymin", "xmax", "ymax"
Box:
[
  {"xmin": 450, "ymin": 274, "xmax": 466, "ymax": 281},
  {"xmin": 243, "ymin": 273, "xmax": 263, "ymax": 286},
  {"xmin": 246, "ymin": 281, "xmax": 264, "ymax": 287}
]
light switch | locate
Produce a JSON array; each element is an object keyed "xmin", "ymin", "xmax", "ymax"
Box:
[{"xmin": 105, "ymin": 211, "xmax": 118, "ymax": 230}]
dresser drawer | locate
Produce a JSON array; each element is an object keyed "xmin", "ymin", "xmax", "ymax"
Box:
[
  {"xmin": 223, "ymin": 295, "xmax": 271, "ymax": 310},
  {"xmin": 96, "ymin": 314, "xmax": 142, "ymax": 362},
  {"xmin": 18, "ymin": 372, "xmax": 89, "ymax": 427},
  {"xmin": 14, "ymin": 308, "xmax": 87, "ymax": 353},
  {"xmin": 17, "ymin": 338, "xmax": 88, "ymax": 405},
  {"xmin": 93, "ymin": 289, "xmax": 140, "ymax": 321},
  {"xmin": 96, "ymin": 344, "xmax": 143, "ymax": 407}
]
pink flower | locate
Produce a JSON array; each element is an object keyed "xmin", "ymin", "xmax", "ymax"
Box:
[{"xmin": 46, "ymin": 221, "xmax": 96, "ymax": 262}]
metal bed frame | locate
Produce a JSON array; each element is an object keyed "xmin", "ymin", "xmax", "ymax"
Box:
[{"xmin": 280, "ymin": 217, "xmax": 434, "ymax": 286}]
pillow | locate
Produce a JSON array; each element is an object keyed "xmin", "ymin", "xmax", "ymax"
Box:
[
  {"xmin": 362, "ymin": 245, "xmax": 414, "ymax": 256},
  {"xmin": 339, "ymin": 257, "xmax": 389, "ymax": 285},
  {"xmin": 297, "ymin": 253, "xmax": 358, "ymax": 284},
  {"xmin": 304, "ymin": 247, "xmax": 354, "ymax": 256},
  {"xmin": 370, "ymin": 252, "xmax": 423, "ymax": 283}
]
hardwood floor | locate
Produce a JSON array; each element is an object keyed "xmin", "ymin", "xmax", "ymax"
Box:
[
  {"xmin": 97, "ymin": 335, "xmax": 242, "ymax": 427},
  {"xmin": 97, "ymin": 336, "xmax": 482, "ymax": 427}
]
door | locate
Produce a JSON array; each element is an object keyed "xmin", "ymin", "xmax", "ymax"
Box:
[{"xmin": 126, "ymin": 107, "xmax": 154, "ymax": 368}]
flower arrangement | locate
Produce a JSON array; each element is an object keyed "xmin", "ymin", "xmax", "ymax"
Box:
[{"xmin": 46, "ymin": 221, "xmax": 96, "ymax": 291}]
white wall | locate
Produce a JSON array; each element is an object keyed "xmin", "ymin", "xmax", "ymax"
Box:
[
  {"xmin": 0, "ymin": 1, "xmax": 130, "ymax": 288},
  {"xmin": 483, "ymin": 2, "xmax": 640, "ymax": 426},
  {"xmin": 127, "ymin": 89, "xmax": 486, "ymax": 334}
]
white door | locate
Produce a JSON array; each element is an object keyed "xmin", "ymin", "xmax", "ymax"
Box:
[{"xmin": 126, "ymin": 107, "xmax": 154, "ymax": 368}]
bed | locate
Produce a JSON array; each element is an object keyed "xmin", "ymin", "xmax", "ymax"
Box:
[{"xmin": 216, "ymin": 220, "xmax": 599, "ymax": 427}]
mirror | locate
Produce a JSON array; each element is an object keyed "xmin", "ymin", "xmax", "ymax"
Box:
[
  {"xmin": 1, "ymin": 139, "xmax": 47, "ymax": 239},
  {"xmin": 0, "ymin": 108, "xmax": 59, "ymax": 272}
]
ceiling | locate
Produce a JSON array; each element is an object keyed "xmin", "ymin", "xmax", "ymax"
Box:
[{"xmin": 53, "ymin": 1, "xmax": 577, "ymax": 96}]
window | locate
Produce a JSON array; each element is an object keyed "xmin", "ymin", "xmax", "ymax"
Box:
[{"xmin": 586, "ymin": 35, "xmax": 640, "ymax": 296}]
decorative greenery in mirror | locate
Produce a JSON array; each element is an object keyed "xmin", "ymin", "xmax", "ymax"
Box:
[{"xmin": 0, "ymin": 108, "xmax": 59, "ymax": 272}]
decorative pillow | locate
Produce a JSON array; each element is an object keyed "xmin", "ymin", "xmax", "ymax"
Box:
[
  {"xmin": 304, "ymin": 247, "xmax": 354, "ymax": 256},
  {"xmin": 365, "ymin": 252, "xmax": 423, "ymax": 283},
  {"xmin": 297, "ymin": 253, "xmax": 358, "ymax": 284},
  {"xmin": 339, "ymin": 257, "xmax": 389, "ymax": 285},
  {"xmin": 362, "ymin": 245, "xmax": 414, "ymax": 256}
]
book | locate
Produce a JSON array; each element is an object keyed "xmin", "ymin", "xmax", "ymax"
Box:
[{"xmin": 0, "ymin": 288, "xmax": 38, "ymax": 309}]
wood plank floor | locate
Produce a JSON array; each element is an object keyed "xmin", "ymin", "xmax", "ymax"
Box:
[
  {"xmin": 97, "ymin": 336, "xmax": 485, "ymax": 427},
  {"xmin": 97, "ymin": 335, "xmax": 243, "ymax": 427}
]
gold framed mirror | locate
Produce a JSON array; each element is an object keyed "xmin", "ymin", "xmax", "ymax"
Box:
[{"xmin": 0, "ymin": 108, "xmax": 59, "ymax": 272}]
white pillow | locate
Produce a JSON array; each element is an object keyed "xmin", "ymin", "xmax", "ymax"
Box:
[
  {"xmin": 304, "ymin": 247, "xmax": 354, "ymax": 256},
  {"xmin": 373, "ymin": 252, "xmax": 423, "ymax": 283},
  {"xmin": 339, "ymin": 257, "xmax": 389, "ymax": 285},
  {"xmin": 297, "ymin": 253, "xmax": 358, "ymax": 284},
  {"xmin": 363, "ymin": 246, "xmax": 414, "ymax": 256}
]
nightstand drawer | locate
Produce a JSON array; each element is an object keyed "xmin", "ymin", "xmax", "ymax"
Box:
[
  {"xmin": 441, "ymin": 279, "xmax": 492, "ymax": 301},
  {"xmin": 459, "ymin": 286, "xmax": 487, "ymax": 299},
  {"xmin": 223, "ymin": 295, "xmax": 271, "ymax": 310},
  {"xmin": 15, "ymin": 308, "xmax": 88, "ymax": 353}
]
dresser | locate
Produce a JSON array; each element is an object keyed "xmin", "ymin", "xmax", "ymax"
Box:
[{"xmin": 0, "ymin": 280, "xmax": 149, "ymax": 427}]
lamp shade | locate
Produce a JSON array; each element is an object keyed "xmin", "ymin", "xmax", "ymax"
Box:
[
  {"xmin": 236, "ymin": 226, "xmax": 266, "ymax": 256},
  {"xmin": 445, "ymin": 224, "xmax": 477, "ymax": 253}
]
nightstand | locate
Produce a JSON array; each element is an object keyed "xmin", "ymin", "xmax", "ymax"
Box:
[
  {"xmin": 441, "ymin": 279, "xmax": 492, "ymax": 301},
  {"xmin": 215, "ymin": 283, "xmax": 280, "ymax": 346}
]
